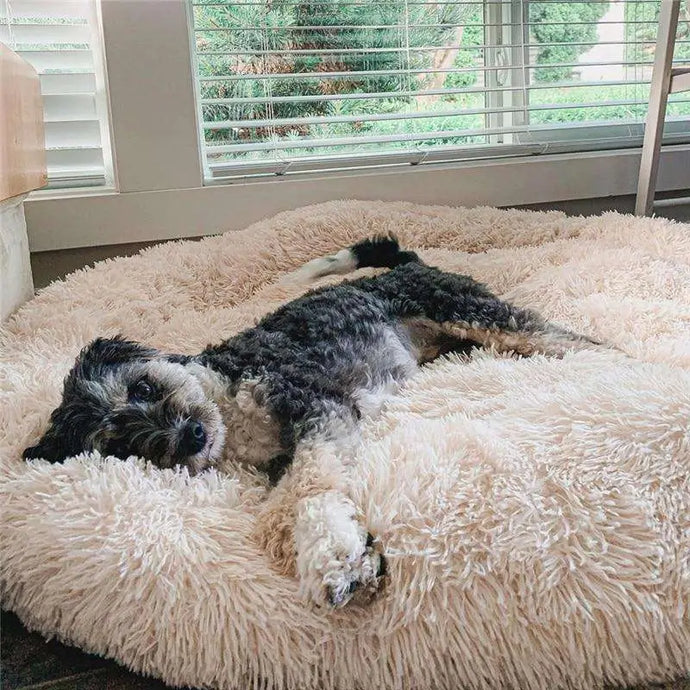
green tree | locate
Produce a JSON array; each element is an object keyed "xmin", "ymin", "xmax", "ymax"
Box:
[
  {"xmin": 194, "ymin": 0, "xmax": 476, "ymax": 148},
  {"xmin": 529, "ymin": 2, "xmax": 609, "ymax": 82}
]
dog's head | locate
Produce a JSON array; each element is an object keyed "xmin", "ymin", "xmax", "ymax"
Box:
[{"xmin": 23, "ymin": 336, "xmax": 225, "ymax": 475}]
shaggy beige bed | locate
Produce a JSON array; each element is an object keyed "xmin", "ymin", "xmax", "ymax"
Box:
[{"xmin": 1, "ymin": 201, "xmax": 689, "ymax": 690}]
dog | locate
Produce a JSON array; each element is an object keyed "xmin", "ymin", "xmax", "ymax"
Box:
[{"xmin": 23, "ymin": 237, "xmax": 602, "ymax": 607}]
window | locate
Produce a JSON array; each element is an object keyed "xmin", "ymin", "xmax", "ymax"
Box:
[
  {"xmin": 190, "ymin": 0, "xmax": 690, "ymax": 181},
  {"xmin": 0, "ymin": 0, "xmax": 112, "ymax": 188}
]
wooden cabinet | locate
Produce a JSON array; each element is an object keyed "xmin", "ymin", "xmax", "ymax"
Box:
[{"xmin": 1, "ymin": 43, "xmax": 47, "ymax": 319}]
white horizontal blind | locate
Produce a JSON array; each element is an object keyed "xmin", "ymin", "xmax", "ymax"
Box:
[
  {"xmin": 0, "ymin": 0, "xmax": 111, "ymax": 188},
  {"xmin": 191, "ymin": 0, "xmax": 690, "ymax": 180}
]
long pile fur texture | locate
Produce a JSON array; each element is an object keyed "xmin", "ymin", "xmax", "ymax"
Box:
[{"xmin": 1, "ymin": 200, "xmax": 689, "ymax": 690}]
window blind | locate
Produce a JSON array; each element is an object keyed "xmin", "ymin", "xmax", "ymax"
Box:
[
  {"xmin": 191, "ymin": 0, "xmax": 690, "ymax": 180},
  {"xmin": 0, "ymin": 0, "xmax": 111, "ymax": 188}
]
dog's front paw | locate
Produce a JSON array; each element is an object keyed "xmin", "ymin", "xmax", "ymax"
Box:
[
  {"xmin": 295, "ymin": 494, "xmax": 386, "ymax": 608},
  {"xmin": 325, "ymin": 532, "xmax": 386, "ymax": 607}
]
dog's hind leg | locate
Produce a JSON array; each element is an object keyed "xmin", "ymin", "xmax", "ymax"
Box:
[
  {"xmin": 403, "ymin": 313, "xmax": 603, "ymax": 361},
  {"xmin": 255, "ymin": 401, "xmax": 385, "ymax": 608},
  {"xmin": 398, "ymin": 285, "xmax": 604, "ymax": 363},
  {"xmin": 443, "ymin": 319, "xmax": 602, "ymax": 358},
  {"xmin": 356, "ymin": 262, "xmax": 602, "ymax": 359}
]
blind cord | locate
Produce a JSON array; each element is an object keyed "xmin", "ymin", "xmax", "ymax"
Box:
[{"xmin": 4, "ymin": 0, "xmax": 16, "ymax": 49}]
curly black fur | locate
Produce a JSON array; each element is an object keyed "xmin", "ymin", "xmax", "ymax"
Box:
[{"xmin": 349, "ymin": 235, "xmax": 420, "ymax": 269}]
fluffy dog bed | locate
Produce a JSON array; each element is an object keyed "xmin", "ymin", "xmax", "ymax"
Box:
[{"xmin": 1, "ymin": 201, "xmax": 689, "ymax": 690}]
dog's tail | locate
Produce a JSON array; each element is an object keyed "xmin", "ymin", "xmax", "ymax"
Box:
[{"xmin": 289, "ymin": 235, "xmax": 421, "ymax": 283}]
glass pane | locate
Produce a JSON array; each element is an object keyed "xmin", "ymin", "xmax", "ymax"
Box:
[
  {"xmin": 190, "ymin": 0, "xmax": 690, "ymax": 178},
  {"xmin": 194, "ymin": 0, "xmax": 489, "ymax": 168},
  {"xmin": 525, "ymin": 1, "xmax": 690, "ymax": 132}
]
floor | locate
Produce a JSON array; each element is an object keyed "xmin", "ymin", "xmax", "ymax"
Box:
[
  {"xmin": 1, "ymin": 610, "xmax": 174, "ymax": 690},
  {"xmin": 2, "ymin": 605, "xmax": 688, "ymax": 690},
  {"xmin": 7, "ymin": 193, "xmax": 690, "ymax": 689}
]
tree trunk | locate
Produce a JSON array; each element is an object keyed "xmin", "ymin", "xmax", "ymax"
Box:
[{"xmin": 419, "ymin": 25, "xmax": 465, "ymax": 103}]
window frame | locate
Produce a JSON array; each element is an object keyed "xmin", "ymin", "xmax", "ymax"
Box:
[{"xmin": 24, "ymin": 0, "xmax": 690, "ymax": 252}]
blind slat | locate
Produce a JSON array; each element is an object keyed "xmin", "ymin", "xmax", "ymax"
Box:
[
  {"xmin": 44, "ymin": 120, "xmax": 101, "ymax": 149},
  {"xmin": 17, "ymin": 49, "xmax": 94, "ymax": 72},
  {"xmin": 198, "ymin": 55, "xmax": 690, "ymax": 83},
  {"xmin": 205, "ymin": 125, "xmax": 532, "ymax": 154},
  {"xmin": 204, "ymin": 98, "xmax": 690, "ymax": 131},
  {"xmin": 209, "ymin": 144, "xmax": 541, "ymax": 177},
  {"xmin": 43, "ymin": 93, "xmax": 97, "ymax": 121},
  {"xmin": 195, "ymin": 20, "xmax": 661, "ymax": 31},
  {"xmin": 208, "ymin": 126, "xmax": 690, "ymax": 179},
  {"xmin": 39, "ymin": 72, "xmax": 96, "ymax": 94},
  {"xmin": 193, "ymin": 1, "xmax": 661, "ymax": 6},
  {"xmin": 0, "ymin": 22, "xmax": 90, "ymax": 44},
  {"xmin": 1, "ymin": 0, "xmax": 89, "ymax": 18},
  {"xmin": 200, "ymin": 79, "xmax": 652, "ymax": 106},
  {"xmin": 196, "ymin": 39, "xmax": 690, "ymax": 58},
  {"xmin": 46, "ymin": 147, "xmax": 103, "ymax": 169},
  {"xmin": 206, "ymin": 118, "xmax": 690, "ymax": 161}
]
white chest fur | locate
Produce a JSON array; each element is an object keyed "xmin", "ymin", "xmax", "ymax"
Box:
[{"xmin": 187, "ymin": 364, "xmax": 283, "ymax": 466}]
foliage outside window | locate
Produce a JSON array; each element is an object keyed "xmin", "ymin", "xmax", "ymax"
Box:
[{"xmin": 191, "ymin": 0, "xmax": 690, "ymax": 176}]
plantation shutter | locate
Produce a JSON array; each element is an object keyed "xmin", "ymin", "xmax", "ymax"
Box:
[
  {"xmin": 0, "ymin": 0, "xmax": 110, "ymax": 188},
  {"xmin": 191, "ymin": 0, "xmax": 690, "ymax": 181}
]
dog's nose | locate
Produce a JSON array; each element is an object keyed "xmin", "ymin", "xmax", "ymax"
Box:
[{"xmin": 180, "ymin": 421, "xmax": 207, "ymax": 455}]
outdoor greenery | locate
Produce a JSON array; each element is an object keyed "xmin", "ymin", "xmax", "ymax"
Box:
[
  {"xmin": 192, "ymin": 0, "xmax": 690, "ymax": 164},
  {"xmin": 529, "ymin": 3, "xmax": 608, "ymax": 82}
]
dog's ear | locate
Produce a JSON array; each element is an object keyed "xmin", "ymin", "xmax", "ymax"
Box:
[
  {"xmin": 22, "ymin": 336, "xmax": 153, "ymax": 463},
  {"xmin": 23, "ymin": 424, "xmax": 72, "ymax": 463},
  {"xmin": 74, "ymin": 336, "xmax": 158, "ymax": 380},
  {"xmin": 22, "ymin": 394, "xmax": 93, "ymax": 463}
]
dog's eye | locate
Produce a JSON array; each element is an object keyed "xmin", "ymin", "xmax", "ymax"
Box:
[{"xmin": 129, "ymin": 378, "xmax": 155, "ymax": 403}]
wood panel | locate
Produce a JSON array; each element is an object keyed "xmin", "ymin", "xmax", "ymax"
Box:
[{"xmin": 0, "ymin": 43, "xmax": 47, "ymax": 202}]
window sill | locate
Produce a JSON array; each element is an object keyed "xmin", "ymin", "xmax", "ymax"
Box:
[{"xmin": 25, "ymin": 144, "xmax": 690, "ymax": 252}]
